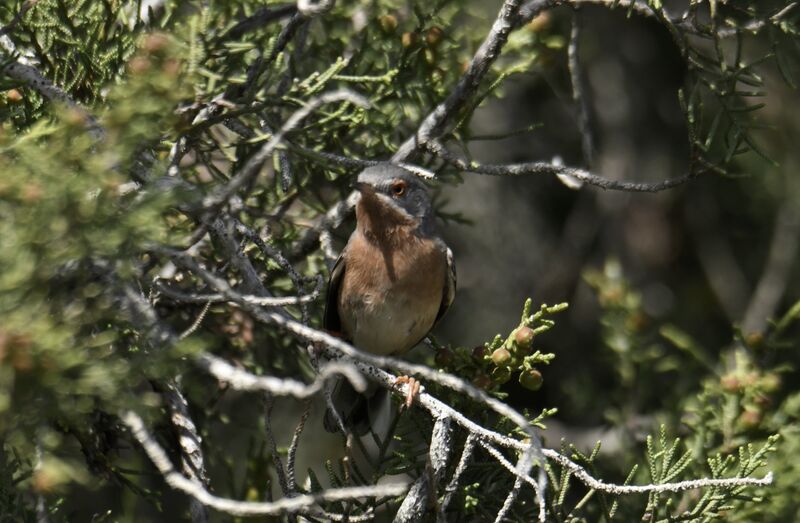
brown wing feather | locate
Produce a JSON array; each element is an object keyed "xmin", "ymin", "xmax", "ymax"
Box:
[
  {"xmin": 323, "ymin": 251, "xmax": 347, "ymax": 335},
  {"xmin": 434, "ymin": 246, "xmax": 456, "ymax": 326}
]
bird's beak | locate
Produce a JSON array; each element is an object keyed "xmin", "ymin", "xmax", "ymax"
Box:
[{"xmin": 353, "ymin": 181, "xmax": 375, "ymax": 195}]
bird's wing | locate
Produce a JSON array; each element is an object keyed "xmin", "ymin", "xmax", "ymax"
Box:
[
  {"xmin": 434, "ymin": 246, "xmax": 456, "ymax": 326},
  {"xmin": 323, "ymin": 250, "xmax": 347, "ymax": 335}
]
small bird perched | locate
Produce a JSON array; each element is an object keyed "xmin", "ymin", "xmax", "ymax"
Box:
[{"xmin": 323, "ymin": 164, "xmax": 456, "ymax": 434}]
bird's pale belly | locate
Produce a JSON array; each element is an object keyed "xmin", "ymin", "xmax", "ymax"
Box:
[{"xmin": 344, "ymin": 291, "xmax": 440, "ymax": 355}]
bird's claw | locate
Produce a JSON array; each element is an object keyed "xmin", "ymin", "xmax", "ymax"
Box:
[{"xmin": 394, "ymin": 376, "xmax": 420, "ymax": 409}]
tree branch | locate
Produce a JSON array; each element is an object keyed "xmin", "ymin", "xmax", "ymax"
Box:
[
  {"xmin": 392, "ymin": 0, "xmax": 538, "ymax": 161},
  {"xmin": 122, "ymin": 411, "xmax": 408, "ymax": 518},
  {"xmin": 427, "ymin": 140, "xmax": 699, "ymax": 193},
  {"xmin": 196, "ymin": 354, "xmax": 366, "ymax": 399},
  {"xmin": 162, "ymin": 383, "xmax": 210, "ymax": 523}
]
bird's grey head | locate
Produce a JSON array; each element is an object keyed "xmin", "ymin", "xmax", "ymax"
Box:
[{"xmin": 355, "ymin": 164, "xmax": 435, "ymax": 232}]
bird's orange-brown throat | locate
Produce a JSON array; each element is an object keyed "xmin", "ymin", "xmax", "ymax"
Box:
[{"xmin": 355, "ymin": 185, "xmax": 417, "ymax": 244}]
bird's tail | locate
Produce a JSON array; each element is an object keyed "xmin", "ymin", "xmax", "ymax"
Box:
[{"xmin": 323, "ymin": 377, "xmax": 390, "ymax": 436}]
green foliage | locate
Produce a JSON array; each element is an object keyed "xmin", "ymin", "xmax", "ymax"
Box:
[
  {"xmin": 0, "ymin": 32, "xmax": 197, "ymax": 497},
  {"xmin": 416, "ymin": 281, "xmax": 792, "ymax": 521},
  {"xmin": 673, "ymin": 2, "xmax": 800, "ymax": 172},
  {"xmin": 1, "ymin": 0, "xmax": 137, "ymax": 125},
  {"xmin": 431, "ymin": 299, "xmax": 564, "ymax": 393},
  {"xmin": 0, "ymin": 445, "xmax": 42, "ymax": 522},
  {"xmin": 0, "ymin": 0, "xmax": 798, "ymax": 521},
  {"xmin": 584, "ymin": 260, "xmax": 690, "ymax": 415},
  {"xmin": 545, "ymin": 266, "xmax": 796, "ymax": 522}
]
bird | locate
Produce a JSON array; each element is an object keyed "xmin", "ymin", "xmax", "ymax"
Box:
[{"xmin": 322, "ymin": 163, "xmax": 456, "ymax": 435}]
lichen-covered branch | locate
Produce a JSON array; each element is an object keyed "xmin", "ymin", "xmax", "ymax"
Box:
[
  {"xmin": 122, "ymin": 411, "xmax": 408, "ymax": 518},
  {"xmin": 197, "ymin": 354, "xmax": 366, "ymax": 399},
  {"xmin": 426, "ymin": 140, "xmax": 699, "ymax": 193},
  {"xmin": 393, "ymin": 0, "xmax": 536, "ymax": 161}
]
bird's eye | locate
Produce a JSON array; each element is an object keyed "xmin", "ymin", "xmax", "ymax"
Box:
[{"xmin": 390, "ymin": 181, "xmax": 406, "ymax": 197}]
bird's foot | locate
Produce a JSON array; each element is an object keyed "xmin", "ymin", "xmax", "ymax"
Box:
[{"xmin": 394, "ymin": 376, "xmax": 420, "ymax": 409}]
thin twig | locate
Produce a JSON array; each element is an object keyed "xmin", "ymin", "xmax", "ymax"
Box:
[
  {"xmin": 393, "ymin": 475, "xmax": 430, "ymax": 522},
  {"xmin": 439, "ymin": 434, "xmax": 478, "ymax": 520},
  {"xmin": 179, "ymin": 301, "xmax": 212, "ymax": 340},
  {"xmin": 539, "ymin": 446, "xmax": 772, "ymax": 495},
  {"xmin": 156, "ymin": 279, "xmax": 323, "ymax": 307},
  {"xmin": 263, "ymin": 395, "xmax": 291, "ymax": 496},
  {"xmin": 289, "ymin": 191, "xmax": 360, "ymax": 262},
  {"xmin": 494, "ymin": 468, "xmax": 524, "ymax": 523},
  {"xmin": 481, "ymin": 442, "xmax": 538, "ymax": 489},
  {"xmin": 230, "ymin": 218, "xmax": 313, "ymax": 323},
  {"xmin": 427, "ymin": 140, "xmax": 699, "ymax": 193},
  {"xmin": 207, "ymin": 217, "xmax": 267, "ymax": 295},
  {"xmin": 568, "ymin": 9, "xmax": 593, "ymax": 166},
  {"xmin": 240, "ymin": 13, "xmax": 306, "ymax": 101},
  {"xmin": 286, "ymin": 399, "xmax": 312, "ymax": 493}
]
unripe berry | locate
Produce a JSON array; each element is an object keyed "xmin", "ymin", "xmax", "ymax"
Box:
[
  {"xmin": 743, "ymin": 371, "xmax": 759, "ymax": 387},
  {"xmin": 745, "ymin": 331, "xmax": 764, "ymax": 349},
  {"xmin": 128, "ymin": 56, "xmax": 152, "ymax": 74},
  {"xmin": 425, "ymin": 26, "xmax": 443, "ymax": 46},
  {"xmin": 162, "ymin": 58, "xmax": 181, "ymax": 77},
  {"xmin": 142, "ymin": 32, "xmax": 170, "ymax": 54},
  {"xmin": 435, "ymin": 348, "xmax": 454, "ymax": 367},
  {"xmin": 491, "ymin": 347, "xmax": 511, "ymax": 366},
  {"xmin": 6, "ymin": 89, "xmax": 23, "ymax": 103},
  {"xmin": 401, "ymin": 32, "xmax": 418, "ymax": 48},
  {"xmin": 720, "ymin": 373, "xmax": 741, "ymax": 393},
  {"xmin": 519, "ymin": 369, "xmax": 543, "ymax": 391},
  {"xmin": 738, "ymin": 407, "xmax": 762, "ymax": 429},
  {"xmin": 62, "ymin": 107, "xmax": 88, "ymax": 126},
  {"xmin": 21, "ymin": 183, "xmax": 43, "ymax": 203},
  {"xmin": 514, "ymin": 326, "xmax": 535, "ymax": 350},
  {"xmin": 625, "ymin": 312, "xmax": 648, "ymax": 332},
  {"xmin": 32, "ymin": 469, "xmax": 56, "ymax": 494},
  {"xmin": 759, "ymin": 372, "xmax": 781, "ymax": 393},
  {"xmin": 599, "ymin": 286, "xmax": 624, "ymax": 306},
  {"xmin": 754, "ymin": 393, "xmax": 773, "ymax": 408},
  {"xmin": 379, "ymin": 14, "xmax": 398, "ymax": 33}
]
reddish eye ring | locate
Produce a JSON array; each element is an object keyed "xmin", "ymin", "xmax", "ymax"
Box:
[{"xmin": 391, "ymin": 181, "xmax": 406, "ymax": 197}]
